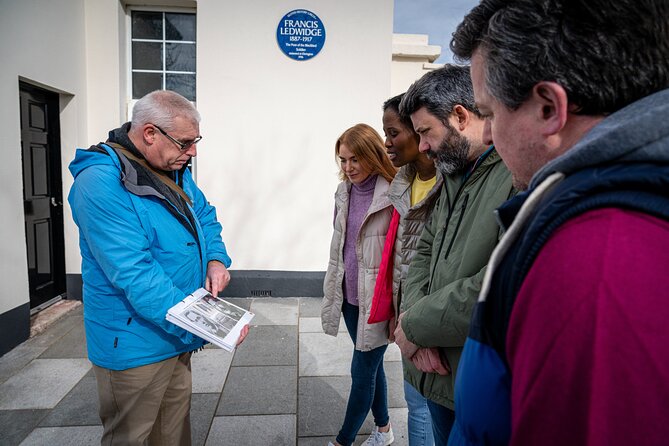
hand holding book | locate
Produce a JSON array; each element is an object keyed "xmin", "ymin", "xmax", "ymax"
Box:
[
  {"xmin": 166, "ymin": 288, "xmax": 254, "ymax": 351},
  {"xmin": 237, "ymin": 324, "xmax": 250, "ymax": 346}
]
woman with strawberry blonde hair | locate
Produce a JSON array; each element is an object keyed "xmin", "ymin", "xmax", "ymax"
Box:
[{"xmin": 322, "ymin": 123, "xmax": 397, "ymax": 446}]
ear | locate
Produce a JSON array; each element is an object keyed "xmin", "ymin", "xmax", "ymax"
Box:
[
  {"xmin": 142, "ymin": 124, "xmax": 157, "ymax": 145},
  {"xmin": 451, "ymin": 104, "xmax": 470, "ymax": 131},
  {"xmin": 532, "ymin": 82, "xmax": 569, "ymax": 136}
]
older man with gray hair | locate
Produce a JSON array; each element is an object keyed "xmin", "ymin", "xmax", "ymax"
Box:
[
  {"xmin": 393, "ymin": 65, "xmax": 513, "ymax": 445},
  {"xmin": 69, "ymin": 90, "xmax": 247, "ymax": 445}
]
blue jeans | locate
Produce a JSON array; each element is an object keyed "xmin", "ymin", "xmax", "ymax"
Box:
[
  {"xmin": 336, "ymin": 300, "xmax": 389, "ymax": 446},
  {"xmin": 404, "ymin": 380, "xmax": 434, "ymax": 445},
  {"xmin": 426, "ymin": 399, "xmax": 455, "ymax": 446}
]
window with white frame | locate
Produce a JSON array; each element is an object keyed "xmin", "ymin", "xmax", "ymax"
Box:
[{"xmin": 131, "ymin": 10, "xmax": 196, "ymax": 101}]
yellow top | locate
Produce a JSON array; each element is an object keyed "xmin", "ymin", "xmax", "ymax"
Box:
[{"xmin": 411, "ymin": 174, "xmax": 437, "ymax": 207}]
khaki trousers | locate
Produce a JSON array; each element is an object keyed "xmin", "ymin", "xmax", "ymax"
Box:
[{"xmin": 93, "ymin": 352, "xmax": 193, "ymax": 446}]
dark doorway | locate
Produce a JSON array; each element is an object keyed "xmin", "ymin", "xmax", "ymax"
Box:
[{"xmin": 20, "ymin": 82, "xmax": 66, "ymax": 309}]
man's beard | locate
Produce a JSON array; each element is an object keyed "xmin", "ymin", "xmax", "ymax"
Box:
[{"xmin": 427, "ymin": 127, "xmax": 471, "ymax": 176}]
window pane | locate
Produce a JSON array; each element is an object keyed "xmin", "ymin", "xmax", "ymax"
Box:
[
  {"xmin": 133, "ymin": 72, "xmax": 163, "ymax": 99},
  {"xmin": 132, "ymin": 42, "xmax": 162, "ymax": 70},
  {"xmin": 166, "ymin": 43, "xmax": 196, "ymax": 72},
  {"xmin": 132, "ymin": 11, "xmax": 162, "ymax": 40},
  {"xmin": 165, "ymin": 13, "xmax": 196, "ymax": 41},
  {"xmin": 166, "ymin": 74, "xmax": 196, "ymax": 101}
]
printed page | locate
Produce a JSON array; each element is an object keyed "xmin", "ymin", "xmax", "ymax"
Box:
[{"xmin": 167, "ymin": 288, "xmax": 254, "ymax": 351}]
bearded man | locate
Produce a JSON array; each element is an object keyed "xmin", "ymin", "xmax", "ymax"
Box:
[{"xmin": 393, "ymin": 64, "xmax": 514, "ymax": 444}]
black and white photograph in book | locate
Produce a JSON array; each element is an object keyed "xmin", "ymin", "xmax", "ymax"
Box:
[{"xmin": 166, "ymin": 287, "xmax": 254, "ymax": 351}]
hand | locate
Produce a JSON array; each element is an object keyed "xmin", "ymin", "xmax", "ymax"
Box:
[
  {"xmin": 411, "ymin": 348, "xmax": 451, "ymax": 375},
  {"xmin": 236, "ymin": 324, "xmax": 250, "ymax": 346},
  {"xmin": 388, "ymin": 317, "xmax": 397, "ymax": 343},
  {"xmin": 205, "ymin": 260, "xmax": 230, "ymax": 297},
  {"xmin": 394, "ymin": 312, "xmax": 419, "ymax": 359}
]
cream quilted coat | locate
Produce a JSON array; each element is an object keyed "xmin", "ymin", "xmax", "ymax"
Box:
[{"xmin": 321, "ymin": 175, "xmax": 393, "ymax": 351}]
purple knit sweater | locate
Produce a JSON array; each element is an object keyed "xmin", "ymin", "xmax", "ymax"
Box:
[{"xmin": 343, "ymin": 174, "xmax": 377, "ymax": 306}]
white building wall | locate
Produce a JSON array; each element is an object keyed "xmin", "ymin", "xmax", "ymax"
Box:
[
  {"xmin": 0, "ymin": 0, "xmax": 90, "ymax": 315},
  {"xmin": 196, "ymin": 0, "xmax": 393, "ymax": 271},
  {"xmin": 0, "ymin": 0, "xmax": 435, "ymax": 322}
]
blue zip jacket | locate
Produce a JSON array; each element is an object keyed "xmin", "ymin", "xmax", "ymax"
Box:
[{"xmin": 68, "ymin": 143, "xmax": 231, "ymax": 370}]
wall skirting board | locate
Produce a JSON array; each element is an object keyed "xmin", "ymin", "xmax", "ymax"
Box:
[
  {"xmin": 66, "ymin": 270, "xmax": 326, "ymax": 300},
  {"xmin": 0, "ymin": 302, "xmax": 30, "ymax": 357}
]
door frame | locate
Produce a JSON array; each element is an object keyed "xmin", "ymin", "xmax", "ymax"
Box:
[{"xmin": 19, "ymin": 81, "xmax": 67, "ymax": 311}]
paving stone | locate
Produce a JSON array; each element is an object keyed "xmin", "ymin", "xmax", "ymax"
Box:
[
  {"xmin": 217, "ymin": 365, "xmax": 296, "ymax": 416},
  {"xmin": 38, "ymin": 322, "xmax": 87, "ymax": 359},
  {"xmin": 191, "ymin": 393, "xmax": 219, "ymax": 446},
  {"xmin": 297, "ymin": 435, "xmax": 368, "ymax": 446},
  {"xmin": 206, "ymin": 414, "xmax": 296, "ymax": 446},
  {"xmin": 0, "ymin": 297, "xmax": 410, "ymax": 445},
  {"xmin": 299, "ymin": 330, "xmax": 402, "ymax": 377},
  {"xmin": 385, "ymin": 342, "xmax": 402, "ymax": 362},
  {"xmin": 19, "ymin": 425, "xmax": 103, "ymax": 445},
  {"xmin": 223, "ymin": 297, "xmax": 252, "ymax": 311},
  {"xmin": 384, "ymin": 361, "xmax": 409, "ymax": 409},
  {"xmin": 298, "ymin": 370, "xmax": 406, "ymax": 439},
  {"xmin": 232, "ymin": 325, "xmax": 297, "ymax": 367},
  {"xmin": 299, "ymin": 317, "xmax": 321, "ymax": 333},
  {"xmin": 249, "ymin": 298, "xmax": 299, "ymax": 326},
  {"xmin": 192, "ymin": 347, "xmax": 234, "ymax": 393},
  {"xmin": 387, "ymin": 407, "xmax": 409, "ymax": 446},
  {"xmin": 0, "ymin": 409, "xmax": 48, "ymax": 446},
  {"xmin": 298, "ymin": 297, "xmax": 323, "ymax": 317},
  {"xmin": 0, "ymin": 344, "xmax": 48, "ymax": 386},
  {"xmin": 0, "ymin": 358, "xmax": 90, "ymax": 410},
  {"xmin": 299, "ymin": 331, "xmax": 353, "ymax": 377},
  {"xmin": 298, "ymin": 317, "xmax": 345, "ymax": 333},
  {"xmin": 39, "ymin": 375, "xmax": 100, "ymax": 427},
  {"xmin": 298, "ymin": 376, "xmax": 374, "ymax": 437},
  {"xmin": 21, "ymin": 310, "xmax": 83, "ymax": 351},
  {"xmin": 300, "ymin": 408, "xmax": 409, "ymax": 446}
]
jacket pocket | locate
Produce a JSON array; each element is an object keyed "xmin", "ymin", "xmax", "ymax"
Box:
[{"xmin": 361, "ymin": 267, "xmax": 380, "ymax": 310}]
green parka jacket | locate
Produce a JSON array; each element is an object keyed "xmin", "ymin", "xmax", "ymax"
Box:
[{"xmin": 400, "ymin": 149, "xmax": 513, "ymax": 409}]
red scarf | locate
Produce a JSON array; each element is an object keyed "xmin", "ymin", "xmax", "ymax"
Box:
[{"xmin": 368, "ymin": 209, "xmax": 400, "ymax": 323}]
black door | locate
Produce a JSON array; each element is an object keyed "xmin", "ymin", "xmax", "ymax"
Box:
[{"xmin": 20, "ymin": 82, "xmax": 66, "ymax": 309}]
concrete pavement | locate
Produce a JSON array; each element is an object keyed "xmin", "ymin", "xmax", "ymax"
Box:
[{"xmin": 0, "ymin": 297, "xmax": 408, "ymax": 445}]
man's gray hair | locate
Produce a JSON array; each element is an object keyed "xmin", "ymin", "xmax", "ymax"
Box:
[
  {"xmin": 450, "ymin": 0, "xmax": 669, "ymax": 115},
  {"xmin": 399, "ymin": 64, "xmax": 480, "ymax": 125},
  {"xmin": 131, "ymin": 90, "xmax": 200, "ymax": 132}
]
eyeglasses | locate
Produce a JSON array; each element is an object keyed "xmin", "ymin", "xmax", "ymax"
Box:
[{"xmin": 152, "ymin": 124, "xmax": 202, "ymax": 151}]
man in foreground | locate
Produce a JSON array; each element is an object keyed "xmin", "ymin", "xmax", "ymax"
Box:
[
  {"xmin": 69, "ymin": 90, "xmax": 246, "ymax": 445},
  {"xmin": 448, "ymin": 0, "xmax": 669, "ymax": 444},
  {"xmin": 394, "ymin": 65, "xmax": 513, "ymax": 444}
]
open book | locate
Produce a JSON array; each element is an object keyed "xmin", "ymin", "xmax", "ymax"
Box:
[{"xmin": 166, "ymin": 288, "xmax": 254, "ymax": 351}]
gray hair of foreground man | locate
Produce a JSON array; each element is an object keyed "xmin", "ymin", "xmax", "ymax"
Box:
[
  {"xmin": 399, "ymin": 64, "xmax": 480, "ymax": 124},
  {"xmin": 450, "ymin": 0, "xmax": 669, "ymax": 115},
  {"xmin": 131, "ymin": 90, "xmax": 201, "ymax": 132}
]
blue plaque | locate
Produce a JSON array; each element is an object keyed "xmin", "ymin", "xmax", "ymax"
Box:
[{"xmin": 276, "ymin": 9, "xmax": 326, "ymax": 61}]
